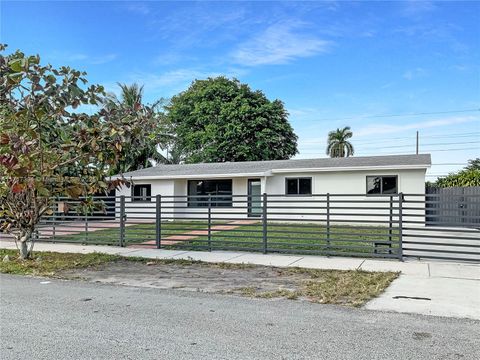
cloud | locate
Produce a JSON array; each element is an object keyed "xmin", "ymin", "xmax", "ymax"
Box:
[
  {"xmin": 403, "ymin": 67, "xmax": 427, "ymax": 80},
  {"xmin": 231, "ymin": 21, "xmax": 331, "ymax": 66},
  {"xmin": 355, "ymin": 116, "xmax": 478, "ymax": 137},
  {"xmin": 125, "ymin": 2, "xmax": 150, "ymax": 15},
  {"xmin": 50, "ymin": 52, "xmax": 117, "ymax": 65},
  {"xmin": 124, "ymin": 68, "xmax": 247, "ymax": 97},
  {"xmin": 154, "ymin": 52, "xmax": 188, "ymax": 66},
  {"xmin": 401, "ymin": 1, "xmax": 436, "ymax": 17},
  {"xmin": 150, "ymin": 4, "xmax": 248, "ymax": 47},
  {"xmin": 89, "ymin": 54, "xmax": 118, "ymax": 65}
]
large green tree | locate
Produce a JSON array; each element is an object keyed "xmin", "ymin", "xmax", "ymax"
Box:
[
  {"xmin": 165, "ymin": 76, "xmax": 298, "ymax": 163},
  {"xmin": 326, "ymin": 126, "xmax": 354, "ymax": 158},
  {"xmin": 0, "ymin": 46, "xmax": 154, "ymax": 258},
  {"xmin": 104, "ymin": 83, "xmax": 168, "ymax": 174},
  {"xmin": 433, "ymin": 158, "xmax": 480, "ymax": 188}
]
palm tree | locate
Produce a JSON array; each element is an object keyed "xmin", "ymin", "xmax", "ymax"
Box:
[
  {"xmin": 105, "ymin": 83, "xmax": 158, "ymax": 111},
  {"xmin": 105, "ymin": 83, "xmax": 167, "ymax": 174},
  {"xmin": 326, "ymin": 126, "xmax": 354, "ymax": 158}
]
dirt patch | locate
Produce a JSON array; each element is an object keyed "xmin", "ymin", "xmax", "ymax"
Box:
[
  {"xmin": 60, "ymin": 259, "xmax": 398, "ymax": 307},
  {"xmin": 62, "ymin": 261, "xmax": 306, "ymax": 293}
]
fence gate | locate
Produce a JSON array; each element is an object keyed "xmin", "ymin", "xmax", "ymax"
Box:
[
  {"xmin": 426, "ymin": 186, "xmax": 480, "ymax": 227},
  {"xmin": 402, "ymin": 191, "xmax": 480, "ymax": 262}
]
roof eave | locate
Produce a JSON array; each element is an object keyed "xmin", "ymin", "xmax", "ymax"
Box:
[
  {"xmin": 110, "ymin": 171, "xmax": 273, "ymax": 181},
  {"xmin": 271, "ymin": 164, "xmax": 431, "ymax": 174}
]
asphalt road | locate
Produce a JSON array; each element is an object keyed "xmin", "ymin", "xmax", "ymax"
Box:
[{"xmin": 1, "ymin": 275, "xmax": 479, "ymax": 360}]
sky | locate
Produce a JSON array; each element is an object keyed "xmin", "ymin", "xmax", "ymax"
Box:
[{"xmin": 1, "ymin": 0, "xmax": 479, "ymax": 179}]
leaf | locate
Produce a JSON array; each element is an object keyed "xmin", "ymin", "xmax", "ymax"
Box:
[
  {"xmin": 9, "ymin": 59, "xmax": 23, "ymax": 72},
  {"xmin": 0, "ymin": 133, "xmax": 9, "ymax": 145},
  {"xmin": 11, "ymin": 183, "xmax": 24, "ymax": 193}
]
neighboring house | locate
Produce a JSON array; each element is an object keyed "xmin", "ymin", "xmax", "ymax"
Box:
[{"xmin": 112, "ymin": 154, "xmax": 431, "ymax": 221}]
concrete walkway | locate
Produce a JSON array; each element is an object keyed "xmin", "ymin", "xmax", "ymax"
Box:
[
  {"xmin": 1, "ymin": 241, "xmax": 479, "ymax": 320},
  {"xmin": 134, "ymin": 220, "xmax": 259, "ymax": 247}
]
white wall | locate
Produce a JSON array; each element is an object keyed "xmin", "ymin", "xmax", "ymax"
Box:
[
  {"xmin": 264, "ymin": 169, "xmax": 426, "ymax": 224},
  {"xmin": 116, "ymin": 180, "xmax": 175, "ymax": 220},
  {"xmin": 265, "ymin": 169, "xmax": 425, "ymax": 195},
  {"xmin": 170, "ymin": 177, "xmax": 249, "ymax": 220},
  {"xmin": 116, "ymin": 169, "xmax": 426, "ymax": 224}
]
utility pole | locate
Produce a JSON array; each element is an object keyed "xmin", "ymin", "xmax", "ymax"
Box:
[{"xmin": 416, "ymin": 131, "xmax": 419, "ymax": 154}]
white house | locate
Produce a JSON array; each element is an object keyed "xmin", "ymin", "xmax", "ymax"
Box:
[{"xmin": 113, "ymin": 154, "xmax": 431, "ymax": 223}]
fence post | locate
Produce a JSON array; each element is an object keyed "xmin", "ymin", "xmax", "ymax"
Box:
[
  {"xmin": 84, "ymin": 210, "xmax": 88, "ymax": 244},
  {"xmin": 326, "ymin": 193, "xmax": 330, "ymax": 256},
  {"xmin": 208, "ymin": 195, "xmax": 212, "ymax": 252},
  {"xmin": 388, "ymin": 195, "xmax": 393, "ymax": 255},
  {"xmin": 52, "ymin": 198, "xmax": 57, "ymax": 242},
  {"xmin": 262, "ymin": 193, "xmax": 268, "ymax": 254},
  {"xmin": 398, "ymin": 193, "xmax": 404, "ymax": 261},
  {"xmin": 119, "ymin": 195, "xmax": 125, "ymax": 247},
  {"xmin": 155, "ymin": 195, "xmax": 162, "ymax": 249}
]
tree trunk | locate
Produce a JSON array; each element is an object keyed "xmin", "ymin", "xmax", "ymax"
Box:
[
  {"xmin": 17, "ymin": 229, "xmax": 33, "ymax": 260},
  {"xmin": 19, "ymin": 241, "xmax": 29, "ymax": 259}
]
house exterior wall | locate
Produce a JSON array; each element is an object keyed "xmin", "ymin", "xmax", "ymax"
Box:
[
  {"xmin": 264, "ymin": 169, "xmax": 425, "ymax": 224},
  {"xmin": 116, "ymin": 179, "xmax": 175, "ymax": 219},
  {"xmin": 116, "ymin": 168, "xmax": 426, "ymax": 223},
  {"xmin": 170, "ymin": 177, "xmax": 249, "ymax": 219},
  {"xmin": 265, "ymin": 169, "xmax": 425, "ymax": 194}
]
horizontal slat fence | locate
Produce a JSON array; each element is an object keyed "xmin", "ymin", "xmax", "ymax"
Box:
[{"xmin": 1, "ymin": 192, "xmax": 478, "ymax": 262}]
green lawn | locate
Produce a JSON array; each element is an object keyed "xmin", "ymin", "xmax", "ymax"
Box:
[
  {"xmin": 40, "ymin": 220, "xmax": 399, "ymax": 257},
  {"xmin": 44, "ymin": 221, "xmax": 211, "ymax": 245},
  {"xmin": 166, "ymin": 223, "xmax": 399, "ymax": 257}
]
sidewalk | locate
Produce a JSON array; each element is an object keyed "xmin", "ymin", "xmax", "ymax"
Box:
[{"xmin": 1, "ymin": 241, "xmax": 479, "ymax": 320}]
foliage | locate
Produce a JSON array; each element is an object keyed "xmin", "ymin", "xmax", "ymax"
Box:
[
  {"xmin": 0, "ymin": 45, "xmax": 154, "ymax": 258},
  {"xmin": 156, "ymin": 142, "xmax": 187, "ymax": 164},
  {"xmin": 326, "ymin": 126, "xmax": 354, "ymax": 158},
  {"xmin": 434, "ymin": 169, "xmax": 480, "ymax": 188},
  {"xmin": 465, "ymin": 158, "xmax": 480, "ymax": 171},
  {"xmin": 429, "ymin": 158, "xmax": 480, "ymax": 188},
  {"xmin": 103, "ymin": 83, "xmax": 168, "ymax": 174},
  {"xmin": 165, "ymin": 76, "xmax": 298, "ymax": 163}
]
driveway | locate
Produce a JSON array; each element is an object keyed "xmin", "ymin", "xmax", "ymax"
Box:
[{"xmin": 1, "ymin": 275, "xmax": 479, "ymax": 360}]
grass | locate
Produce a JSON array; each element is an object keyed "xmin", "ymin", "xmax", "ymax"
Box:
[
  {"xmin": 231, "ymin": 268, "xmax": 398, "ymax": 306},
  {"xmin": 40, "ymin": 220, "xmax": 399, "ymax": 257},
  {"xmin": 163, "ymin": 222, "xmax": 399, "ymax": 257},
  {"xmin": 0, "ymin": 248, "xmax": 256, "ymax": 276},
  {"xmin": 44, "ymin": 221, "xmax": 212, "ymax": 245},
  {"xmin": 0, "ymin": 249, "xmax": 398, "ymax": 307},
  {"xmin": 0, "ymin": 248, "xmax": 120, "ymax": 277}
]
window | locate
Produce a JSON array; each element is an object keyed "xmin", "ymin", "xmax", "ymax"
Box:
[
  {"xmin": 132, "ymin": 184, "xmax": 151, "ymax": 202},
  {"xmin": 285, "ymin": 178, "xmax": 312, "ymax": 195},
  {"xmin": 366, "ymin": 176, "xmax": 398, "ymax": 195},
  {"xmin": 188, "ymin": 180, "xmax": 233, "ymax": 207}
]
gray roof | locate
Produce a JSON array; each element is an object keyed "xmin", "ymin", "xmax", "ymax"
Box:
[{"xmin": 114, "ymin": 154, "xmax": 431, "ymax": 179}]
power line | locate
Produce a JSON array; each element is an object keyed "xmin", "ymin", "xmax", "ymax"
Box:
[
  {"xmin": 431, "ymin": 163, "xmax": 468, "ymax": 166},
  {"xmin": 355, "ymin": 133, "xmax": 480, "ymax": 144},
  {"xmin": 302, "ymin": 108, "xmax": 480, "ymax": 122},
  {"xmin": 352, "ymin": 141, "xmax": 479, "ymax": 150},
  {"xmin": 301, "ymin": 146, "xmax": 479, "ymax": 155},
  {"xmin": 300, "ymin": 132, "xmax": 480, "ymax": 146},
  {"xmin": 422, "ymin": 132, "xmax": 480, "ymax": 139}
]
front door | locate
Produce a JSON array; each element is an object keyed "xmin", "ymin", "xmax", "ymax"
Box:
[{"xmin": 248, "ymin": 179, "xmax": 262, "ymax": 217}]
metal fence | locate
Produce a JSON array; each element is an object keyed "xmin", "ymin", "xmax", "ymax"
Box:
[
  {"xmin": 1, "ymin": 193, "xmax": 479, "ymax": 262},
  {"xmin": 426, "ymin": 186, "xmax": 480, "ymax": 227},
  {"xmin": 401, "ymin": 193, "xmax": 479, "ymax": 262}
]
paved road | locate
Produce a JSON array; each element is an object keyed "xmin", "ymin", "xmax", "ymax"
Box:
[{"xmin": 1, "ymin": 275, "xmax": 479, "ymax": 360}]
